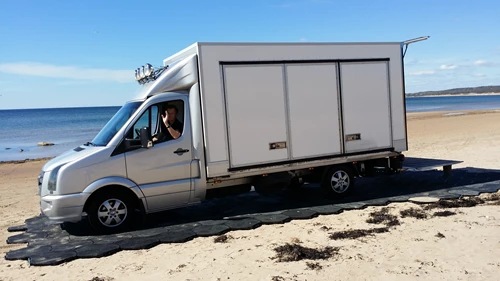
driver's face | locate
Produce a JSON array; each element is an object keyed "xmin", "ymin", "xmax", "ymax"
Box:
[{"xmin": 166, "ymin": 108, "xmax": 177, "ymax": 122}]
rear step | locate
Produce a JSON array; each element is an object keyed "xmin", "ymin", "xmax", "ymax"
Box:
[{"xmin": 402, "ymin": 157, "xmax": 463, "ymax": 177}]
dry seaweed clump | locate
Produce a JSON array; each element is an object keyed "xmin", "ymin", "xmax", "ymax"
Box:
[
  {"xmin": 424, "ymin": 197, "xmax": 484, "ymax": 210},
  {"xmin": 89, "ymin": 277, "xmax": 114, "ymax": 281},
  {"xmin": 366, "ymin": 207, "xmax": 401, "ymax": 227},
  {"xmin": 272, "ymin": 243, "xmax": 340, "ymax": 262},
  {"xmin": 214, "ymin": 234, "xmax": 233, "ymax": 243},
  {"xmin": 400, "ymin": 207, "xmax": 428, "ymax": 219},
  {"xmin": 329, "ymin": 227, "xmax": 389, "ymax": 240},
  {"xmin": 435, "ymin": 232, "xmax": 446, "ymax": 239},
  {"xmin": 306, "ymin": 262, "xmax": 323, "ymax": 270},
  {"xmin": 433, "ymin": 210, "xmax": 457, "ymax": 217}
]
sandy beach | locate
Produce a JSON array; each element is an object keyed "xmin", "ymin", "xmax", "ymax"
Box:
[{"xmin": 1, "ymin": 110, "xmax": 500, "ymax": 281}]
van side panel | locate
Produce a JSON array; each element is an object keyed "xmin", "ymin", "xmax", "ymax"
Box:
[{"xmin": 222, "ymin": 61, "xmax": 394, "ymax": 169}]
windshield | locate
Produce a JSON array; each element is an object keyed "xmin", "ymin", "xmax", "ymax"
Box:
[{"xmin": 90, "ymin": 101, "xmax": 143, "ymax": 146}]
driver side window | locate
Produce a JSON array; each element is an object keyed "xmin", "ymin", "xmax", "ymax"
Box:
[
  {"xmin": 126, "ymin": 100, "xmax": 184, "ymax": 143},
  {"xmin": 152, "ymin": 100, "xmax": 185, "ymax": 144},
  {"xmin": 129, "ymin": 105, "xmax": 159, "ymax": 139}
]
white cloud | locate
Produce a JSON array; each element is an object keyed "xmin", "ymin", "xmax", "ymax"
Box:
[
  {"xmin": 472, "ymin": 60, "xmax": 498, "ymax": 67},
  {"xmin": 474, "ymin": 60, "xmax": 488, "ymax": 66},
  {"xmin": 0, "ymin": 62, "xmax": 132, "ymax": 83},
  {"xmin": 404, "ymin": 57, "xmax": 499, "ymax": 92},
  {"xmin": 407, "ymin": 70, "xmax": 435, "ymax": 76},
  {"xmin": 299, "ymin": 38, "xmax": 307, "ymax": 42},
  {"xmin": 439, "ymin": 64, "xmax": 457, "ymax": 70}
]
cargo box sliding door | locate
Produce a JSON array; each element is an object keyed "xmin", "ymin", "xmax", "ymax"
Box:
[
  {"xmin": 339, "ymin": 61, "xmax": 393, "ymax": 153},
  {"xmin": 223, "ymin": 64, "xmax": 289, "ymax": 168},
  {"xmin": 286, "ymin": 63, "xmax": 342, "ymax": 159}
]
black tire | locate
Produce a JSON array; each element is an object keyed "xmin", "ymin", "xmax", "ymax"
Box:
[
  {"xmin": 321, "ymin": 165, "xmax": 355, "ymax": 198},
  {"xmin": 87, "ymin": 190, "xmax": 137, "ymax": 234}
]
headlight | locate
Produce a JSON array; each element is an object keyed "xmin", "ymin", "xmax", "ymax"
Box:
[{"xmin": 47, "ymin": 165, "xmax": 63, "ymax": 192}]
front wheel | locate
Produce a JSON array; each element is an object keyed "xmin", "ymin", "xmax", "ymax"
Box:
[
  {"xmin": 321, "ymin": 165, "xmax": 355, "ymax": 198},
  {"xmin": 87, "ymin": 190, "xmax": 136, "ymax": 233}
]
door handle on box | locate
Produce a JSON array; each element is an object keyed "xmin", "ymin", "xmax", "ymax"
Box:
[{"xmin": 174, "ymin": 148, "xmax": 189, "ymax": 155}]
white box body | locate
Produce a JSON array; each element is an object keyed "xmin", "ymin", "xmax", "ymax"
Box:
[{"xmin": 163, "ymin": 42, "xmax": 407, "ymax": 178}]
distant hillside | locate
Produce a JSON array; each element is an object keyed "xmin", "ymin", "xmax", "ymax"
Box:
[{"xmin": 406, "ymin": 85, "xmax": 500, "ymax": 96}]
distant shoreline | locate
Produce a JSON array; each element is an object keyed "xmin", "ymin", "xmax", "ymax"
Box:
[
  {"xmin": 0, "ymin": 157, "xmax": 54, "ymax": 165},
  {"xmin": 406, "ymin": 92, "xmax": 500, "ymax": 98},
  {"xmin": 406, "ymin": 85, "xmax": 500, "ymax": 97}
]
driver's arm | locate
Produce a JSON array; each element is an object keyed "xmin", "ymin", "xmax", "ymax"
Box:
[{"xmin": 165, "ymin": 124, "xmax": 181, "ymax": 139}]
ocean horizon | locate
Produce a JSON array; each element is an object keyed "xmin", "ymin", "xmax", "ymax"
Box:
[
  {"xmin": 2, "ymin": 94, "xmax": 500, "ymax": 162},
  {"xmin": 0, "ymin": 106, "xmax": 121, "ymax": 162}
]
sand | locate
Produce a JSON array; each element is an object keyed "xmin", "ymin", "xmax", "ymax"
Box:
[
  {"xmin": 1, "ymin": 110, "xmax": 500, "ymax": 281},
  {"xmin": 405, "ymin": 109, "xmax": 500, "ymax": 170}
]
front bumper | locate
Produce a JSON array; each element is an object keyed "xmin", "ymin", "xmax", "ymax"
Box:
[{"xmin": 40, "ymin": 193, "xmax": 90, "ymax": 223}]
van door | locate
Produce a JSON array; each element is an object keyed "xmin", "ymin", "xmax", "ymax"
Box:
[
  {"xmin": 339, "ymin": 61, "xmax": 393, "ymax": 153},
  {"xmin": 123, "ymin": 96, "xmax": 193, "ymax": 212}
]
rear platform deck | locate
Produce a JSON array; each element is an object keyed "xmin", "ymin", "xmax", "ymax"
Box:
[{"xmin": 403, "ymin": 157, "xmax": 463, "ymax": 177}]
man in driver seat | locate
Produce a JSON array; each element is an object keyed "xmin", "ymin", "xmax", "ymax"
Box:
[{"xmin": 152, "ymin": 104, "xmax": 183, "ymax": 143}]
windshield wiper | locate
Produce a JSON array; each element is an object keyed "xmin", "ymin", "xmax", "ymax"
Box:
[{"xmin": 84, "ymin": 142, "xmax": 97, "ymax": 146}]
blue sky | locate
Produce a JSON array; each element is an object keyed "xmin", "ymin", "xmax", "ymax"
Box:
[{"xmin": 1, "ymin": 0, "xmax": 499, "ymax": 109}]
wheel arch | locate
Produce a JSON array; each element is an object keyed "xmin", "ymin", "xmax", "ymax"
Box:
[
  {"xmin": 320, "ymin": 163, "xmax": 358, "ymax": 182},
  {"xmin": 82, "ymin": 177, "xmax": 146, "ymax": 213}
]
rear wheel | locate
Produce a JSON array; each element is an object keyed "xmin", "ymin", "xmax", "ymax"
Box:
[
  {"xmin": 87, "ymin": 190, "xmax": 137, "ymax": 233},
  {"xmin": 321, "ymin": 165, "xmax": 355, "ymax": 198}
]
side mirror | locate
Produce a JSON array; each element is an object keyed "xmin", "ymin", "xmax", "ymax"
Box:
[{"xmin": 139, "ymin": 127, "xmax": 153, "ymax": 148}]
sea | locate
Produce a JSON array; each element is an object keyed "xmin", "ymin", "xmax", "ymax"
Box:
[{"xmin": 2, "ymin": 94, "xmax": 500, "ymax": 162}]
